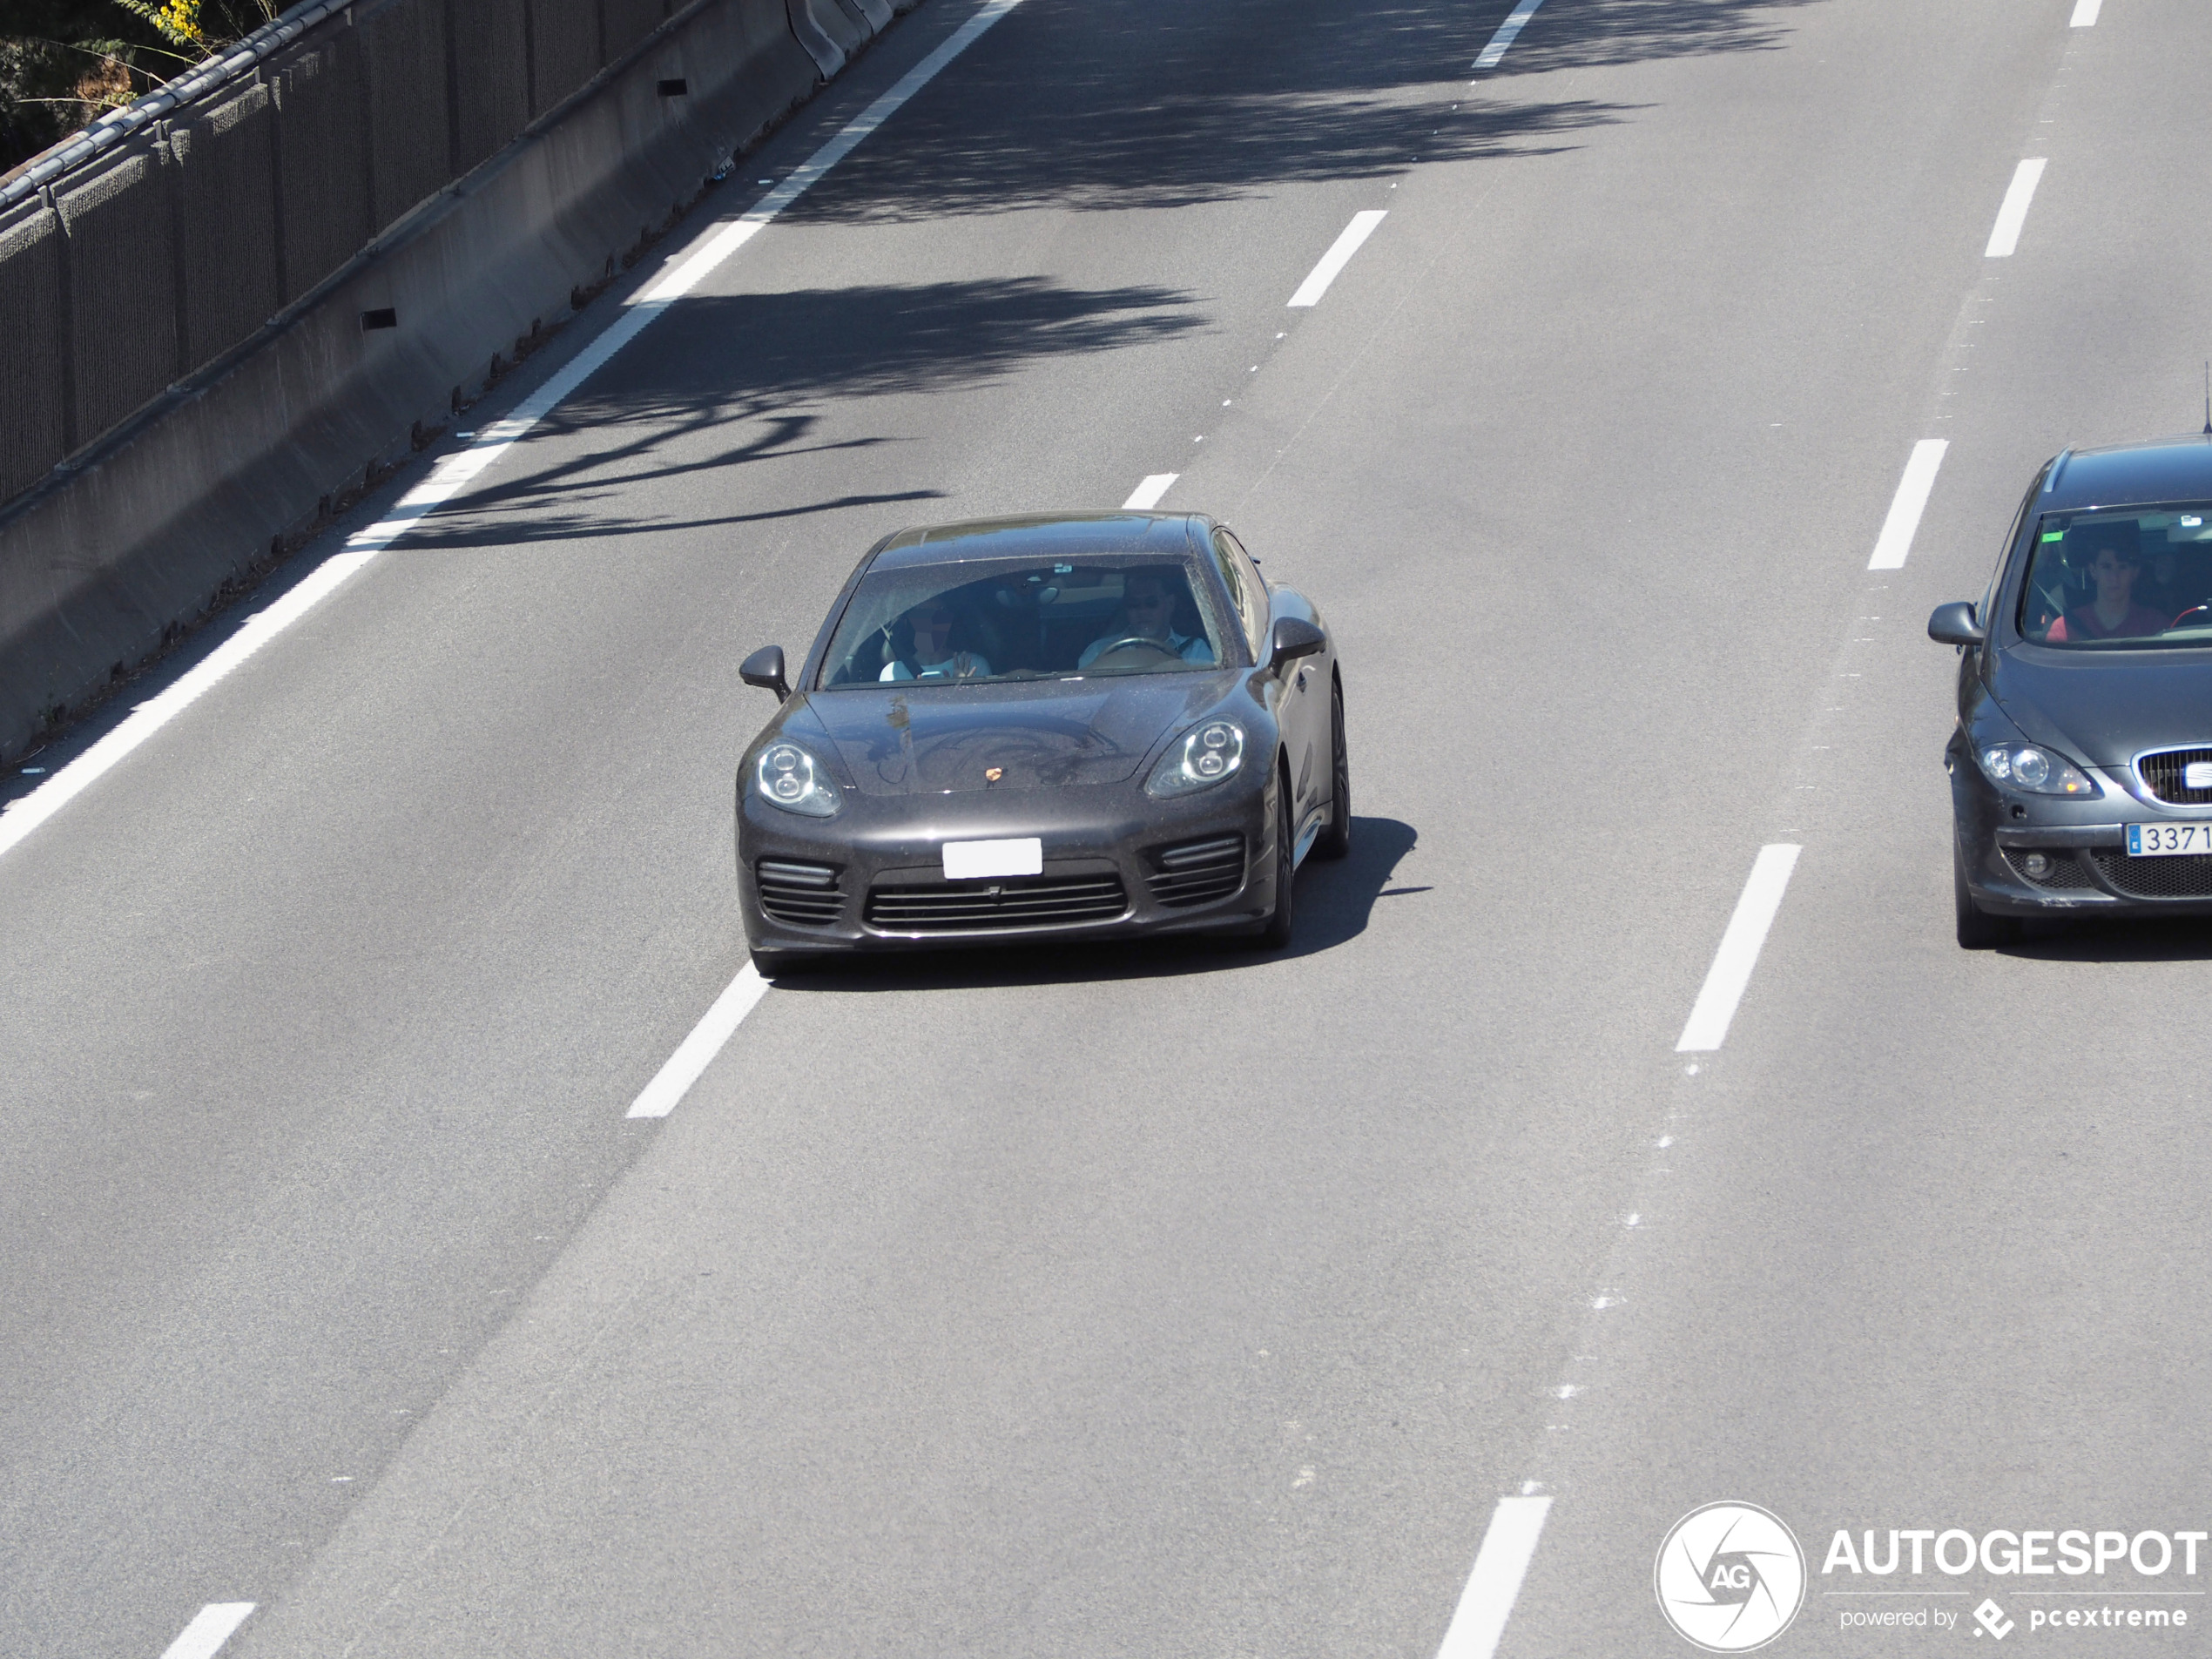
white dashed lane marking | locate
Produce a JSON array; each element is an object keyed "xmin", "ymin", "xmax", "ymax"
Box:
[
  {"xmin": 1867, "ymin": 439, "xmax": 1948, "ymax": 570},
  {"xmin": 1435, "ymin": 1496, "xmax": 1554, "ymax": 1659},
  {"xmin": 627, "ymin": 964, "xmax": 770, "ymax": 1119},
  {"xmin": 1122, "ymin": 474, "xmax": 1180, "ymax": 510},
  {"xmin": 159, "ymin": 1604, "xmax": 255, "ymax": 1659},
  {"xmin": 1676, "ymin": 844, "xmax": 1802, "ymax": 1054},
  {"xmin": 1474, "ymin": 0, "xmax": 1546, "ymax": 71},
  {"xmin": 1985, "ymin": 158, "xmax": 2047, "ymax": 258},
  {"xmin": 2070, "ymin": 0, "xmax": 2101, "ymax": 24},
  {"xmin": 1288, "ymin": 211, "xmax": 1387, "ymax": 308}
]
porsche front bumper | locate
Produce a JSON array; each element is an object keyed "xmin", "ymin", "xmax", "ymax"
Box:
[{"xmin": 736, "ymin": 772, "xmax": 1283, "ymax": 956}]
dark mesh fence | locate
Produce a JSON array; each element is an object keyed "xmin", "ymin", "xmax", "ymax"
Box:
[
  {"xmin": 57, "ymin": 150, "xmax": 180, "ymax": 444},
  {"xmin": 603, "ymin": 0, "xmax": 670, "ymax": 60},
  {"xmin": 271, "ymin": 30, "xmax": 373, "ymax": 302},
  {"xmin": 529, "ymin": 0, "xmax": 604, "ymax": 116},
  {"xmin": 172, "ymin": 84, "xmax": 282, "ymax": 366},
  {"xmin": 452, "ymin": 0, "xmax": 532, "ymax": 172},
  {"xmin": 362, "ymin": 0, "xmax": 455, "ymax": 233},
  {"xmin": 0, "ymin": 202, "xmax": 65, "ymax": 501}
]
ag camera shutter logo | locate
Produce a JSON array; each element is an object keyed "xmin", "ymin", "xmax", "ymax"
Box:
[{"xmin": 1655, "ymin": 1501, "xmax": 1807, "ymax": 1652}]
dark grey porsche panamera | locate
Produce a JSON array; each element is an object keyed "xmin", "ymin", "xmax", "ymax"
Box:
[
  {"xmin": 1932, "ymin": 435, "xmax": 2212, "ymax": 947},
  {"xmin": 732, "ymin": 513, "xmax": 1347, "ymax": 974}
]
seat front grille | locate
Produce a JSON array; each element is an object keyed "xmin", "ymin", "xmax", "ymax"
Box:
[
  {"xmin": 1145, "ymin": 834, "xmax": 1245, "ymax": 908},
  {"xmin": 2089, "ymin": 849, "xmax": 2212, "ymax": 899},
  {"xmin": 2136, "ymin": 747, "xmax": 2212, "ymax": 805},
  {"xmin": 756, "ymin": 859, "xmax": 844, "ymax": 926},
  {"xmin": 865, "ymin": 873, "xmax": 1128, "ymax": 932}
]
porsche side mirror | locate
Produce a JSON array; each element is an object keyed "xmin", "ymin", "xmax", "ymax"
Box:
[
  {"xmin": 740, "ymin": 644, "xmax": 791, "ymax": 700},
  {"xmin": 1267, "ymin": 617, "xmax": 1326, "ymax": 674},
  {"xmin": 1927, "ymin": 602, "xmax": 1984, "ymax": 648}
]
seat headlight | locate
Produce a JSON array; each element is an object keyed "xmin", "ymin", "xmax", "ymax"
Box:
[
  {"xmin": 1976, "ymin": 743, "xmax": 2098, "ymax": 798},
  {"xmin": 1146, "ymin": 719, "xmax": 1246, "ymax": 797},
  {"xmin": 752, "ymin": 741, "xmax": 841, "ymax": 816}
]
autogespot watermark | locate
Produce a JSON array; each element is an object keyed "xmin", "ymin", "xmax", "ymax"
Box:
[
  {"xmin": 1656, "ymin": 1502, "xmax": 1808, "ymax": 1652},
  {"xmin": 1656, "ymin": 1511, "xmax": 2208, "ymax": 1648}
]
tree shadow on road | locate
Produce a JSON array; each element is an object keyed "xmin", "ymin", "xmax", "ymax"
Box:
[
  {"xmin": 786, "ymin": 0, "xmax": 1830, "ymax": 224},
  {"xmin": 401, "ymin": 277, "xmax": 1204, "ymax": 550}
]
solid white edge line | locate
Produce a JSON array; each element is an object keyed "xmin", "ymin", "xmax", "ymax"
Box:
[
  {"xmin": 2069, "ymin": 0, "xmax": 2101, "ymax": 24},
  {"xmin": 0, "ymin": 0, "xmax": 1031, "ymax": 867},
  {"xmin": 1122, "ymin": 474, "xmax": 1180, "ymax": 510},
  {"xmin": 1676, "ymin": 844, "xmax": 1801, "ymax": 1053},
  {"xmin": 1473, "ymin": 0, "xmax": 1545, "ymax": 70},
  {"xmin": 1287, "ymin": 210, "xmax": 1388, "ymax": 308},
  {"xmin": 1984, "ymin": 158, "xmax": 2047, "ymax": 258},
  {"xmin": 160, "ymin": 1603, "xmax": 256, "ymax": 1659},
  {"xmin": 626, "ymin": 964, "xmax": 770, "ymax": 1119},
  {"xmin": 1867, "ymin": 439, "xmax": 1949, "ymax": 570},
  {"xmin": 1436, "ymin": 1496, "xmax": 1553, "ymax": 1659}
]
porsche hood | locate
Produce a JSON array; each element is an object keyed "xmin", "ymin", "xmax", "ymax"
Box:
[{"xmin": 787, "ymin": 676, "xmax": 1233, "ymax": 796}]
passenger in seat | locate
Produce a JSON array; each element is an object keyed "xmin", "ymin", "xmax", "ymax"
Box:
[
  {"xmin": 2046, "ymin": 533, "xmax": 2168, "ymax": 642},
  {"xmin": 881, "ymin": 597, "xmax": 992, "ymax": 680}
]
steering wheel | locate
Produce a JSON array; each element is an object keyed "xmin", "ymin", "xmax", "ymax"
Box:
[
  {"xmin": 2170, "ymin": 606, "xmax": 2212, "ymax": 631},
  {"xmin": 1089, "ymin": 635, "xmax": 1180, "ymax": 660}
]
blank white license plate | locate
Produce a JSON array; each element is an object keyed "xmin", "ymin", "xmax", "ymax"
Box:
[
  {"xmin": 2127, "ymin": 823, "xmax": 2212, "ymax": 857},
  {"xmin": 942, "ymin": 838, "xmax": 1042, "ymax": 880}
]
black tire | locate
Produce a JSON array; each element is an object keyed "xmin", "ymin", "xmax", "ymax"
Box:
[
  {"xmin": 1258, "ymin": 767, "xmax": 1298, "ymax": 950},
  {"xmin": 1954, "ymin": 841, "xmax": 2021, "ymax": 949},
  {"xmin": 1313, "ymin": 678, "xmax": 1351, "ymax": 861}
]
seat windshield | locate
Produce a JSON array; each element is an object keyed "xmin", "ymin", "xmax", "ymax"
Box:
[
  {"xmin": 815, "ymin": 555, "xmax": 1233, "ymax": 688},
  {"xmin": 2020, "ymin": 506, "xmax": 2212, "ymax": 648}
]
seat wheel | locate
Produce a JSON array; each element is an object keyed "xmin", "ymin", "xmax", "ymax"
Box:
[
  {"xmin": 1258, "ymin": 771, "xmax": 1298, "ymax": 950},
  {"xmin": 1954, "ymin": 843, "xmax": 2021, "ymax": 950}
]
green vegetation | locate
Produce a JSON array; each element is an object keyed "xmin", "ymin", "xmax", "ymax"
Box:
[{"xmin": 0, "ymin": 0, "xmax": 280, "ymax": 175}]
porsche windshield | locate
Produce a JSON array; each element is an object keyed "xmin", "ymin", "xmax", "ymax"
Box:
[
  {"xmin": 816, "ymin": 555, "xmax": 1232, "ymax": 687},
  {"xmin": 2020, "ymin": 505, "xmax": 2212, "ymax": 648}
]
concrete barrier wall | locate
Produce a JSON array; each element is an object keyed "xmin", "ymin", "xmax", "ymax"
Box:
[{"xmin": 0, "ymin": 0, "xmax": 927, "ymax": 759}]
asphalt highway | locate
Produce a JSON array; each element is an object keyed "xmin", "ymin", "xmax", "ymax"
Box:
[{"xmin": 3, "ymin": 0, "xmax": 2209, "ymax": 1654}]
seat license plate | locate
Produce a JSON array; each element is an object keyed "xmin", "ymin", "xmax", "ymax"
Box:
[
  {"xmin": 942, "ymin": 838, "xmax": 1042, "ymax": 880},
  {"xmin": 2127, "ymin": 823, "xmax": 2212, "ymax": 857}
]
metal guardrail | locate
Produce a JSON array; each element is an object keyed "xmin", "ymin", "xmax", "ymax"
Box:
[{"xmin": 0, "ymin": 0, "xmax": 344, "ymax": 211}]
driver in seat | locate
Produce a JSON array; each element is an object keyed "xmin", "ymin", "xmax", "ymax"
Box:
[{"xmin": 1077, "ymin": 571, "xmax": 1216, "ymax": 668}]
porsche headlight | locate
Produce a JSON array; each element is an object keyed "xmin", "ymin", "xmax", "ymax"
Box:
[
  {"xmin": 752, "ymin": 740, "xmax": 841, "ymax": 816},
  {"xmin": 1976, "ymin": 743, "xmax": 2098, "ymax": 798},
  {"xmin": 1146, "ymin": 719, "xmax": 1246, "ymax": 797}
]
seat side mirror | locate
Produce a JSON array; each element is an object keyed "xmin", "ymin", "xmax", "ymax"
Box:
[
  {"xmin": 1927, "ymin": 602, "xmax": 1985, "ymax": 647},
  {"xmin": 741, "ymin": 644, "xmax": 791, "ymax": 700},
  {"xmin": 1267, "ymin": 616, "xmax": 1326, "ymax": 673}
]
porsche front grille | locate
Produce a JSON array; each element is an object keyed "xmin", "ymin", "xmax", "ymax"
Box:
[
  {"xmin": 1145, "ymin": 833, "xmax": 1245, "ymax": 907},
  {"xmin": 865, "ymin": 873, "xmax": 1128, "ymax": 932},
  {"xmin": 756, "ymin": 859, "xmax": 844, "ymax": 926},
  {"xmin": 2137, "ymin": 747, "xmax": 2212, "ymax": 805},
  {"xmin": 2089, "ymin": 850, "xmax": 2212, "ymax": 899}
]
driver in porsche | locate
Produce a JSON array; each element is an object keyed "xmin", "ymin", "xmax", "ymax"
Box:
[{"xmin": 1078, "ymin": 570, "xmax": 1217, "ymax": 668}]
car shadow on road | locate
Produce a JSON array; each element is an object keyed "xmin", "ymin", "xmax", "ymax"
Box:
[
  {"xmin": 1999, "ymin": 914, "xmax": 2212, "ymax": 964},
  {"xmin": 770, "ymin": 815, "xmax": 1420, "ymax": 994}
]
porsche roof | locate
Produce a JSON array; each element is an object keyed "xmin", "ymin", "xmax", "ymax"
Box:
[{"xmin": 869, "ymin": 513, "xmax": 1204, "ymax": 570}]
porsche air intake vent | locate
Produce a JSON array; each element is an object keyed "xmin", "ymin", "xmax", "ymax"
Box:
[
  {"xmin": 1144, "ymin": 833, "xmax": 1245, "ymax": 907},
  {"xmin": 756, "ymin": 859, "xmax": 844, "ymax": 926},
  {"xmin": 865, "ymin": 873, "xmax": 1128, "ymax": 932}
]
